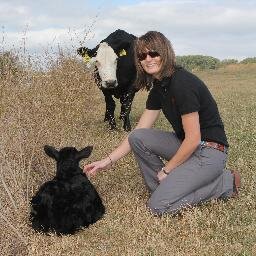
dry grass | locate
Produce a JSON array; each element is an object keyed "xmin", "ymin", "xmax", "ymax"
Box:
[{"xmin": 0, "ymin": 56, "xmax": 255, "ymax": 256}]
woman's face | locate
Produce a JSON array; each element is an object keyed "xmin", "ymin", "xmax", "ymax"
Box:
[{"xmin": 139, "ymin": 49, "xmax": 162, "ymax": 78}]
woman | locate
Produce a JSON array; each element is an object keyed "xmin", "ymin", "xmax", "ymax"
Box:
[{"xmin": 84, "ymin": 31, "xmax": 241, "ymax": 216}]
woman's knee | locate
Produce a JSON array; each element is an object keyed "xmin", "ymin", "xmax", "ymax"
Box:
[
  {"xmin": 147, "ymin": 191, "xmax": 187, "ymax": 216},
  {"xmin": 128, "ymin": 128, "xmax": 149, "ymax": 146},
  {"xmin": 147, "ymin": 197, "xmax": 167, "ymax": 216},
  {"xmin": 147, "ymin": 198, "xmax": 183, "ymax": 216}
]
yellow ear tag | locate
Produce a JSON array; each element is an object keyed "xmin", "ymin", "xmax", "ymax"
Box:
[
  {"xmin": 119, "ymin": 49, "xmax": 127, "ymax": 57},
  {"xmin": 83, "ymin": 54, "xmax": 91, "ymax": 63}
]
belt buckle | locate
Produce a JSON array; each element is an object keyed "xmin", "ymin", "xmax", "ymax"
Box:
[{"xmin": 200, "ymin": 141, "xmax": 206, "ymax": 146}]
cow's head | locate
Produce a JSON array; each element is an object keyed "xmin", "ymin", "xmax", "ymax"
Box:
[{"xmin": 77, "ymin": 42, "xmax": 118, "ymax": 89}]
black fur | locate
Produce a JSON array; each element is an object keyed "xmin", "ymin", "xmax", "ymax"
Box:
[
  {"xmin": 30, "ymin": 145, "xmax": 105, "ymax": 235},
  {"xmin": 77, "ymin": 29, "xmax": 138, "ymax": 131}
]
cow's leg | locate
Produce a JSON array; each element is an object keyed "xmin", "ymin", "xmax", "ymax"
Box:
[
  {"xmin": 120, "ymin": 91, "xmax": 135, "ymax": 131},
  {"xmin": 103, "ymin": 91, "xmax": 116, "ymax": 130},
  {"xmin": 119, "ymin": 94, "xmax": 127, "ymax": 121}
]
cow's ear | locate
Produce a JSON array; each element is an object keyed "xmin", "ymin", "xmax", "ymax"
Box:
[
  {"xmin": 112, "ymin": 41, "xmax": 132, "ymax": 57},
  {"xmin": 76, "ymin": 146, "xmax": 93, "ymax": 161},
  {"xmin": 77, "ymin": 47, "xmax": 97, "ymax": 58},
  {"xmin": 118, "ymin": 41, "xmax": 131, "ymax": 51},
  {"xmin": 44, "ymin": 145, "xmax": 59, "ymax": 161},
  {"xmin": 77, "ymin": 47, "xmax": 87, "ymax": 57},
  {"xmin": 86, "ymin": 48, "xmax": 97, "ymax": 57}
]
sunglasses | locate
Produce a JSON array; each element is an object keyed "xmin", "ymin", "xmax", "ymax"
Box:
[{"xmin": 137, "ymin": 50, "xmax": 160, "ymax": 61}]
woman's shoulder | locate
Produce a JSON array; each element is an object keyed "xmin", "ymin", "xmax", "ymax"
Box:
[
  {"xmin": 172, "ymin": 66, "xmax": 204, "ymax": 87},
  {"xmin": 173, "ymin": 66, "xmax": 196, "ymax": 78}
]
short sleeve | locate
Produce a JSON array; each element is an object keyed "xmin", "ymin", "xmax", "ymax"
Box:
[{"xmin": 146, "ymin": 86, "xmax": 162, "ymax": 110}]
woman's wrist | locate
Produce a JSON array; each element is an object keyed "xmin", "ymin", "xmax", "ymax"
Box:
[
  {"xmin": 108, "ymin": 155, "xmax": 113, "ymax": 166},
  {"xmin": 161, "ymin": 167, "xmax": 169, "ymax": 175}
]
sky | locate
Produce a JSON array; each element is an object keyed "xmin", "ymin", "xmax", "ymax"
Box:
[{"xmin": 1, "ymin": 0, "xmax": 256, "ymax": 61}]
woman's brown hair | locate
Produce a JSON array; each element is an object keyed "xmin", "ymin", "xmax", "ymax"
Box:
[{"xmin": 134, "ymin": 31, "xmax": 176, "ymax": 90}]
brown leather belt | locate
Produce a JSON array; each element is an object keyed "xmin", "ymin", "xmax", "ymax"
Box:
[{"xmin": 200, "ymin": 141, "xmax": 228, "ymax": 154}]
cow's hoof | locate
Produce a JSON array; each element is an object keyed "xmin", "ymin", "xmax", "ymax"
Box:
[
  {"xmin": 119, "ymin": 115, "xmax": 125, "ymax": 121},
  {"xmin": 123, "ymin": 125, "xmax": 131, "ymax": 132}
]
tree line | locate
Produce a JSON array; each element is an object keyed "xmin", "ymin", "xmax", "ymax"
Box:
[
  {"xmin": 176, "ymin": 55, "xmax": 256, "ymax": 71},
  {"xmin": 1, "ymin": 51, "xmax": 256, "ymax": 77}
]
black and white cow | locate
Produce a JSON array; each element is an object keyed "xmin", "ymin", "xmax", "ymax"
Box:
[{"xmin": 77, "ymin": 29, "xmax": 137, "ymax": 131}]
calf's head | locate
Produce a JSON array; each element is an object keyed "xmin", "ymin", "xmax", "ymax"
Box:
[
  {"xmin": 44, "ymin": 145, "xmax": 93, "ymax": 179},
  {"xmin": 77, "ymin": 42, "xmax": 118, "ymax": 89}
]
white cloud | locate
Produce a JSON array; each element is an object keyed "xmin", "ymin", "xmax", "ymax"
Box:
[
  {"xmin": 91, "ymin": 0, "xmax": 256, "ymax": 60},
  {"xmin": 0, "ymin": 2, "xmax": 28, "ymax": 16}
]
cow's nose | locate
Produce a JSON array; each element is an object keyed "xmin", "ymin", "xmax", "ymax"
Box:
[{"xmin": 105, "ymin": 80, "xmax": 117, "ymax": 88}]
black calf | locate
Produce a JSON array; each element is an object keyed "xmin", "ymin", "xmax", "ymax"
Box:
[{"xmin": 30, "ymin": 145, "xmax": 105, "ymax": 235}]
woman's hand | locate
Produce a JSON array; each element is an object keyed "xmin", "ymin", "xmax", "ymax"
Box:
[
  {"xmin": 157, "ymin": 169, "xmax": 168, "ymax": 182},
  {"xmin": 83, "ymin": 157, "xmax": 112, "ymax": 177}
]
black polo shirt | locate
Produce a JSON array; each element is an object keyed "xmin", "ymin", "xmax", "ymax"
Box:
[{"xmin": 146, "ymin": 67, "xmax": 229, "ymax": 146}]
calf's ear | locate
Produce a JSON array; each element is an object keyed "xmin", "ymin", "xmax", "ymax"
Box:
[
  {"xmin": 76, "ymin": 146, "xmax": 93, "ymax": 160},
  {"xmin": 44, "ymin": 145, "xmax": 59, "ymax": 160}
]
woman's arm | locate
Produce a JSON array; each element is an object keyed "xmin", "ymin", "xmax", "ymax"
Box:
[
  {"xmin": 109, "ymin": 109, "xmax": 160, "ymax": 162},
  {"xmin": 158, "ymin": 111, "xmax": 201, "ymax": 181},
  {"xmin": 84, "ymin": 109, "xmax": 160, "ymax": 175}
]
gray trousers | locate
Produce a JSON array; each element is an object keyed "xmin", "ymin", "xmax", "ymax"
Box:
[{"xmin": 128, "ymin": 128, "xmax": 234, "ymax": 215}]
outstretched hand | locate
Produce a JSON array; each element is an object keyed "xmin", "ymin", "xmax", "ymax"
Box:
[{"xmin": 83, "ymin": 157, "xmax": 112, "ymax": 177}]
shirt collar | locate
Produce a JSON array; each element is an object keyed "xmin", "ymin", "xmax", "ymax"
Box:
[{"xmin": 153, "ymin": 77, "xmax": 170, "ymax": 88}]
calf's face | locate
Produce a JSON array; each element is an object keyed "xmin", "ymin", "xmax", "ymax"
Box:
[{"xmin": 88, "ymin": 42, "xmax": 118, "ymax": 89}]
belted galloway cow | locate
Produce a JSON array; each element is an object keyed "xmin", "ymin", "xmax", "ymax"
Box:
[{"xmin": 77, "ymin": 29, "xmax": 138, "ymax": 131}]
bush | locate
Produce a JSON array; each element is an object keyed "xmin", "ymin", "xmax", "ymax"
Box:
[
  {"xmin": 240, "ymin": 57, "xmax": 256, "ymax": 64},
  {"xmin": 220, "ymin": 59, "xmax": 238, "ymax": 66},
  {"xmin": 0, "ymin": 51, "xmax": 23, "ymax": 79},
  {"xmin": 176, "ymin": 55, "xmax": 220, "ymax": 71}
]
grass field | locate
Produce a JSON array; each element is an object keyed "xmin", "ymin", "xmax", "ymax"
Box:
[{"xmin": 0, "ymin": 59, "xmax": 255, "ymax": 256}]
